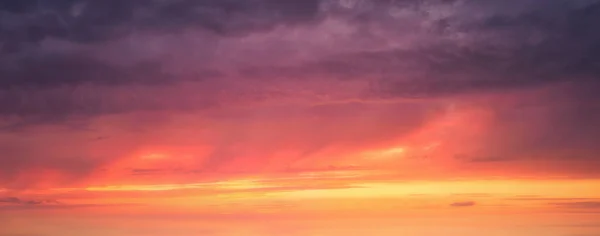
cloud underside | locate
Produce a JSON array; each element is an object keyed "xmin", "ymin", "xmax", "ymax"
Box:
[{"xmin": 1, "ymin": 0, "xmax": 600, "ymax": 188}]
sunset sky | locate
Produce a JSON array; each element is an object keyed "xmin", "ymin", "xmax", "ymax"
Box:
[{"xmin": 1, "ymin": 0, "xmax": 600, "ymax": 235}]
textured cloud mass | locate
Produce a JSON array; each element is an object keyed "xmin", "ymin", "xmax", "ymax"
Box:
[{"xmin": 1, "ymin": 0, "xmax": 600, "ymax": 189}]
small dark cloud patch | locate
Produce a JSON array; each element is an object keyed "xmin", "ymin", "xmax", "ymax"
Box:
[
  {"xmin": 130, "ymin": 168, "xmax": 168, "ymax": 176},
  {"xmin": 450, "ymin": 193, "xmax": 491, "ymax": 198},
  {"xmin": 550, "ymin": 201, "xmax": 600, "ymax": 209},
  {"xmin": 454, "ymin": 154, "xmax": 516, "ymax": 163},
  {"xmin": 0, "ymin": 55, "xmax": 173, "ymax": 88},
  {"xmin": 0, "ymin": 196, "xmax": 139, "ymax": 211},
  {"xmin": 450, "ymin": 201, "xmax": 476, "ymax": 207},
  {"xmin": 0, "ymin": 196, "xmax": 59, "ymax": 206},
  {"xmin": 507, "ymin": 197, "xmax": 597, "ymax": 201}
]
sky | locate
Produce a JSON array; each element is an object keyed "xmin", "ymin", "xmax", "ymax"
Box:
[{"xmin": 1, "ymin": 0, "xmax": 600, "ymax": 235}]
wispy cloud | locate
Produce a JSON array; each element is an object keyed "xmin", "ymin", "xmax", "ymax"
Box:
[
  {"xmin": 449, "ymin": 201, "xmax": 476, "ymax": 207},
  {"xmin": 0, "ymin": 196, "xmax": 59, "ymax": 206},
  {"xmin": 550, "ymin": 201, "xmax": 600, "ymax": 209},
  {"xmin": 506, "ymin": 197, "xmax": 598, "ymax": 201},
  {"xmin": 0, "ymin": 196, "xmax": 138, "ymax": 211}
]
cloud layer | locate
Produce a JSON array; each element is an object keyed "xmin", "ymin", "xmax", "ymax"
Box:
[{"xmin": 1, "ymin": 0, "xmax": 600, "ymax": 189}]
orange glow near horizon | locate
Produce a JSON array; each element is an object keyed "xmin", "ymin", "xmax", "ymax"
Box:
[{"xmin": 3, "ymin": 98, "xmax": 600, "ymax": 236}]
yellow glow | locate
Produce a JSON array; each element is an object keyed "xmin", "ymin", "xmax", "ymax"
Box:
[
  {"xmin": 85, "ymin": 183, "xmax": 209, "ymax": 192},
  {"xmin": 213, "ymin": 179, "xmax": 267, "ymax": 189},
  {"xmin": 297, "ymin": 170, "xmax": 369, "ymax": 179},
  {"xmin": 140, "ymin": 153, "xmax": 169, "ymax": 160},
  {"xmin": 362, "ymin": 146, "xmax": 407, "ymax": 160},
  {"xmin": 272, "ymin": 179, "xmax": 600, "ymax": 199},
  {"xmin": 381, "ymin": 147, "xmax": 406, "ymax": 155},
  {"xmin": 83, "ymin": 179, "xmax": 275, "ymax": 192}
]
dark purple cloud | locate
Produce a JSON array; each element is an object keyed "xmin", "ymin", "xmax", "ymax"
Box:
[
  {"xmin": 1, "ymin": 0, "xmax": 600, "ymax": 188},
  {"xmin": 0, "ymin": 0, "xmax": 598, "ymax": 117},
  {"xmin": 0, "ymin": 0, "xmax": 321, "ymax": 46}
]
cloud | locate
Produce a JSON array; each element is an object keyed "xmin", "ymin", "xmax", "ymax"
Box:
[
  {"xmin": 506, "ymin": 197, "xmax": 597, "ymax": 201},
  {"xmin": 550, "ymin": 201, "xmax": 600, "ymax": 209},
  {"xmin": 454, "ymin": 155, "xmax": 516, "ymax": 163},
  {"xmin": 1, "ymin": 0, "xmax": 600, "ymax": 188},
  {"xmin": 450, "ymin": 201, "xmax": 476, "ymax": 207},
  {"xmin": 0, "ymin": 55, "xmax": 173, "ymax": 88},
  {"xmin": 0, "ymin": 196, "xmax": 138, "ymax": 211},
  {"xmin": 0, "ymin": 0, "xmax": 321, "ymax": 47},
  {"xmin": 0, "ymin": 138, "xmax": 104, "ymax": 188},
  {"xmin": 450, "ymin": 193, "xmax": 491, "ymax": 198},
  {"xmin": 0, "ymin": 203, "xmax": 135, "ymax": 211},
  {"xmin": 0, "ymin": 0, "xmax": 597, "ymax": 118},
  {"xmin": 2, "ymin": 0, "xmax": 600, "ymax": 111},
  {"xmin": 0, "ymin": 196, "xmax": 59, "ymax": 206},
  {"xmin": 130, "ymin": 168, "xmax": 168, "ymax": 175}
]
